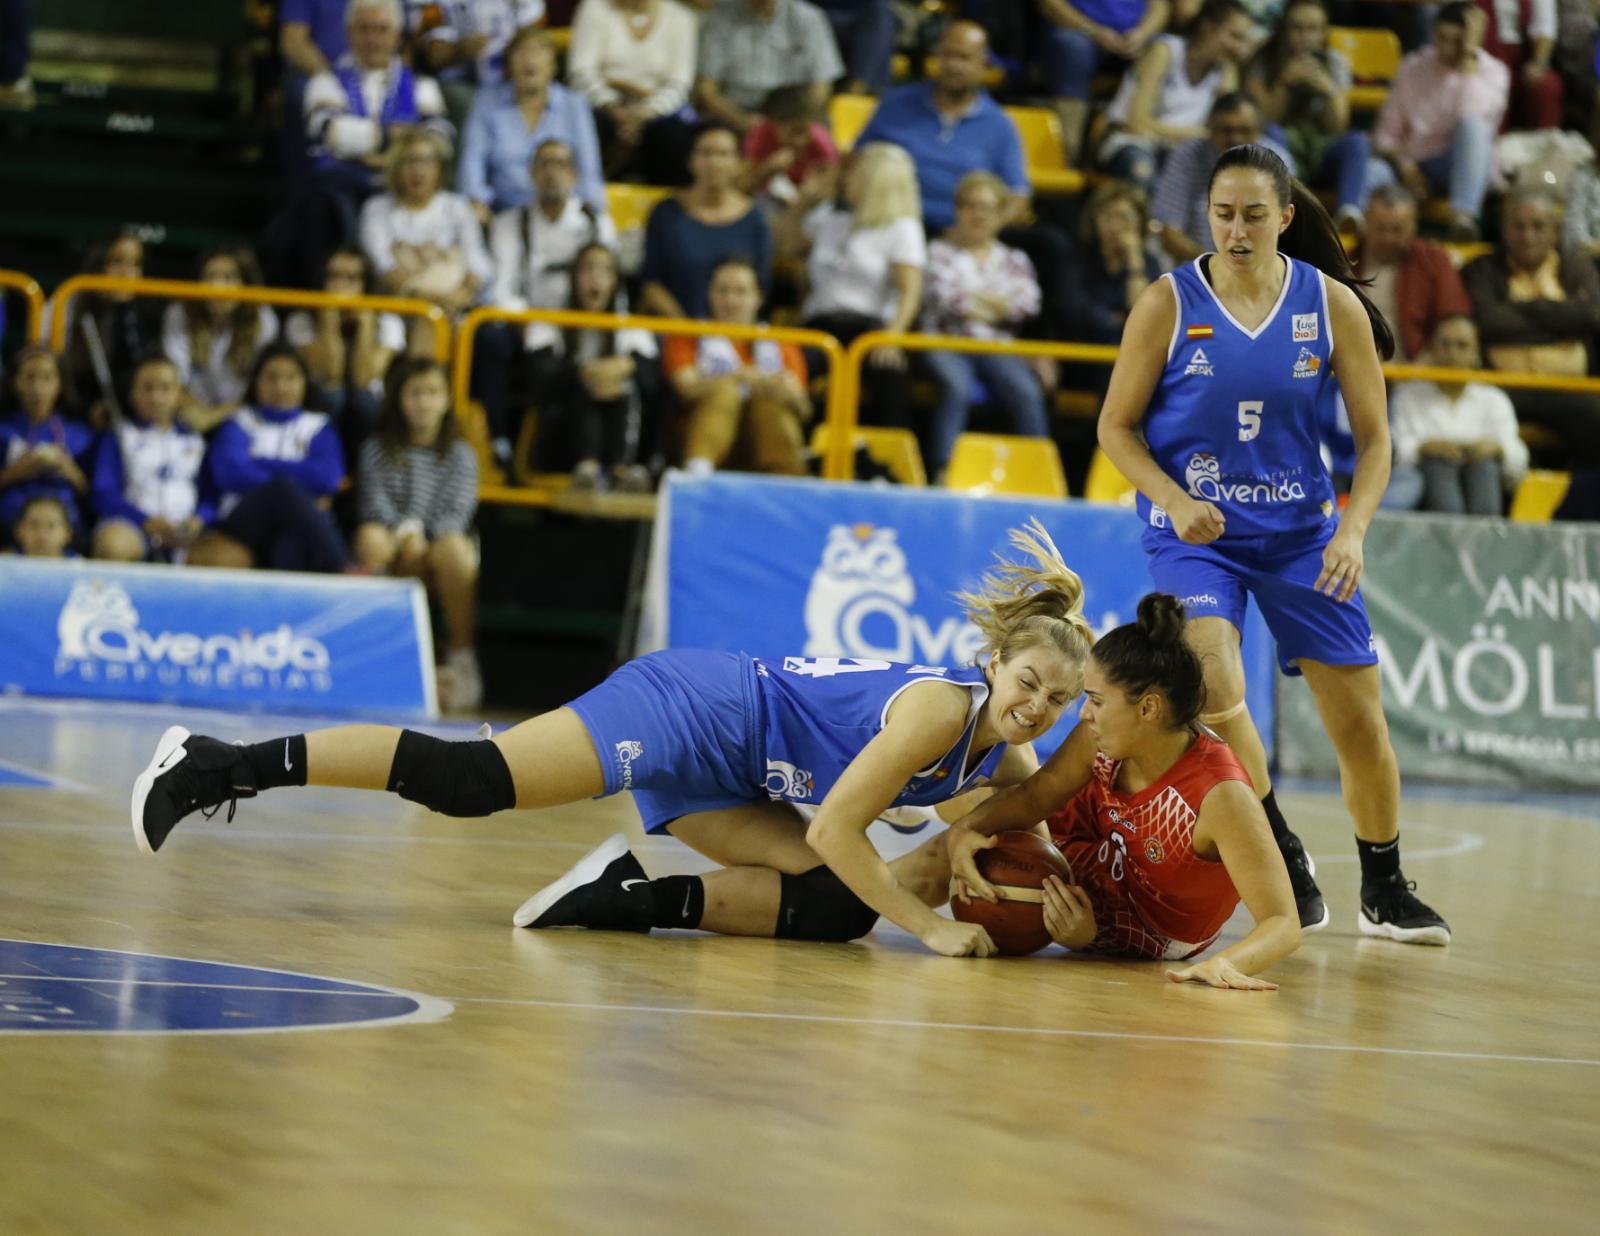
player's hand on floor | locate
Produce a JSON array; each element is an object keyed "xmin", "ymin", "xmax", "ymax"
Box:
[
  {"xmin": 946, "ymin": 826, "xmax": 999, "ymax": 902},
  {"xmin": 1165, "ymin": 956, "xmax": 1278, "ymax": 990},
  {"xmin": 922, "ymin": 918, "xmax": 997, "ymax": 958},
  {"xmin": 1042, "ymin": 877, "xmax": 1096, "ymax": 949}
]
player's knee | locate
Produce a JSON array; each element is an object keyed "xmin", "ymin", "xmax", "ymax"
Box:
[
  {"xmin": 386, "ymin": 729, "xmax": 516, "ymax": 817},
  {"xmin": 775, "ymin": 866, "xmax": 879, "ymax": 942}
]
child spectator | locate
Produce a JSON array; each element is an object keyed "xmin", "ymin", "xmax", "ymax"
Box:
[
  {"xmin": 354, "ymin": 357, "xmax": 482, "ymax": 709},
  {"xmin": 11, "ymin": 496, "xmax": 74, "ymax": 558},
  {"xmin": 0, "ymin": 347, "xmax": 95, "ymax": 542},
  {"xmin": 162, "ymin": 248, "xmax": 279, "ymax": 433},
  {"xmin": 740, "ymin": 84, "xmax": 841, "ymax": 209},
  {"xmin": 89, "ymin": 356, "xmax": 215, "ymax": 562},
  {"xmin": 188, "ymin": 345, "xmax": 349, "ymax": 573}
]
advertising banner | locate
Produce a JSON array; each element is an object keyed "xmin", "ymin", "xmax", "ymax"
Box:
[
  {"xmin": 643, "ymin": 473, "xmax": 1277, "ymax": 760},
  {"xmin": 1277, "ymin": 513, "xmax": 1600, "ymax": 789},
  {"xmin": 0, "ymin": 557, "xmax": 436, "ymax": 719}
]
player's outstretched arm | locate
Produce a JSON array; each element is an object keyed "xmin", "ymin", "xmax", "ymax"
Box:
[{"xmin": 1166, "ymin": 780, "xmax": 1302, "ymax": 990}]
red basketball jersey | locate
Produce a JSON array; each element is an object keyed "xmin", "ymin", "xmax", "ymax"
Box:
[{"xmin": 1048, "ymin": 733, "xmax": 1252, "ymax": 959}]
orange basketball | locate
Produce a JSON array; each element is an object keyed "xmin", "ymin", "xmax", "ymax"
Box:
[{"xmin": 951, "ymin": 830, "xmax": 1075, "ymax": 956}]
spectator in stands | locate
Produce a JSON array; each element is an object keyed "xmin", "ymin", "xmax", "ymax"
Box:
[
  {"xmin": 1373, "ymin": 2, "xmax": 1508, "ymax": 242},
  {"xmin": 740, "ymin": 84, "xmax": 840, "ymax": 211},
  {"xmin": 1474, "ymin": 0, "xmax": 1562, "ymax": 130},
  {"xmin": 409, "ymin": 0, "xmax": 548, "ymax": 130},
  {"xmin": 0, "ymin": 0, "xmax": 35, "ymax": 110},
  {"xmin": 1388, "ymin": 314, "xmax": 1528, "ymax": 514},
  {"xmin": 1246, "ymin": 0, "xmax": 1392, "ymax": 231},
  {"xmin": 0, "ymin": 347, "xmax": 94, "ymax": 540},
  {"xmin": 60, "ymin": 231, "xmax": 162, "ymax": 424},
  {"xmin": 525, "ymin": 242, "xmax": 660, "ymax": 490},
  {"xmin": 1038, "ymin": 0, "xmax": 1172, "ymax": 168},
  {"xmin": 90, "ymin": 356, "xmax": 214, "ymax": 563},
  {"xmin": 662, "ymin": 255, "xmax": 810, "ymax": 475},
  {"xmin": 1463, "ymin": 186, "xmax": 1600, "ymax": 464},
  {"xmin": 695, "ymin": 0, "xmax": 844, "ymax": 136},
  {"xmin": 285, "ymin": 246, "xmax": 410, "ymax": 451},
  {"xmin": 812, "ymin": 1, "xmax": 898, "ymax": 96},
  {"xmin": 1352, "ymin": 184, "xmax": 1473, "ymax": 363},
  {"xmin": 1151, "ymin": 91, "xmax": 1295, "ymax": 262},
  {"xmin": 361, "ymin": 129, "xmax": 492, "ymax": 320},
  {"xmin": 920, "ymin": 171, "xmax": 1050, "ymax": 481},
  {"xmin": 776, "ymin": 142, "xmax": 924, "ymax": 429},
  {"xmin": 567, "ymin": 0, "xmax": 699, "ymax": 183},
  {"xmin": 282, "ymin": 0, "xmax": 351, "ymax": 74},
  {"xmin": 10, "ymin": 496, "xmax": 73, "ymax": 557},
  {"xmin": 1559, "ymin": 160, "xmax": 1600, "ymax": 261},
  {"xmin": 459, "ymin": 25, "xmax": 605, "ymax": 220},
  {"xmin": 639, "ymin": 122, "xmax": 773, "ymax": 318},
  {"xmin": 1065, "ymin": 181, "xmax": 1162, "ymax": 347},
  {"xmin": 1097, "ymin": 0, "xmax": 1255, "ymax": 193},
  {"xmin": 354, "ymin": 356, "xmax": 482, "ymax": 709},
  {"xmin": 162, "ymin": 248, "xmax": 279, "ymax": 434},
  {"xmin": 187, "ymin": 346, "xmax": 350, "ymax": 572}
]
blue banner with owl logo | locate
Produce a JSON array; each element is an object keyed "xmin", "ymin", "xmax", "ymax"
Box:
[{"xmin": 642, "ymin": 473, "xmax": 1276, "ymax": 761}]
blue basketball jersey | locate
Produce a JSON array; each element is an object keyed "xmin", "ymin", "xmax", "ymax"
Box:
[
  {"xmin": 1136, "ymin": 255, "xmax": 1339, "ymax": 542},
  {"xmin": 753, "ymin": 656, "xmax": 1005, "ymax": 809}
]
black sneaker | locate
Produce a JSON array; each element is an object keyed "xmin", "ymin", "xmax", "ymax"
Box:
[
  {"xmin": 1277, "ymin": 828, "xmax": 1329, "ymax": 932},
  {"xmin": 131, "ymin": 726, "xmax": 257, "ymax": 854},
  {"xmin": 512, "ymin": 834, "xmax": 652, "ymax": 932},
  {"xmin": 1359, "ymin": 873, "xmax": 1451, "ymax": 945}
]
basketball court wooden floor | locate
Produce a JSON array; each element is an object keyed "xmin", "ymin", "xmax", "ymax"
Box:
[{"xmin": 1, "ymin": 697, "xmax": 1596, "ymax": 1235}]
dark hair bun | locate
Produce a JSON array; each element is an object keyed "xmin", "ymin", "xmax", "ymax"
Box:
[{"xmin": 1136, "ymin": 593, "xmax": 1187, "ymax": 646}]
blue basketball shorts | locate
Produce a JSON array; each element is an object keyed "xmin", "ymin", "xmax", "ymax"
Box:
[
  {"xmin": 1141, "ymin": 519, "xmax": 1378, "ymax": 677},
  {"xmin": 565, "ymin": 649, "xmax": 767, "ymax": 833}
]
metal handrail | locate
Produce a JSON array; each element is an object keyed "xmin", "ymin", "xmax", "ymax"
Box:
[{"xmin": 0, "ymin": 269, "xmax": 46, "ymax": 343}]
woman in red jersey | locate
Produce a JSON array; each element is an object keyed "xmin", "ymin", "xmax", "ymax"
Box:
[{"xmin": 947, "ymin": 593, "xmax": 1302, "ymax": 989}]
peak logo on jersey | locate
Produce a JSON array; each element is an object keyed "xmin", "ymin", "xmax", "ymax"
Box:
[
  {"xmin": 1184, "ymin": 346, "xmax": 1214, "ymax": 377},
  {"xmin": 1186, "ymin": 324, "xmax": 1214, "ymax": 339},
  {"xmin": 1292, "ymin": 347, "xmax": 1321, "ymax": 379},
  {"xmin": 1292, "ymin": 312, "xmax": 1319, "ymax": 341},
  {"xmin": 765, "ymin": 759, "xmax": 815, "ymax": 800},
  {"xmin": 1185, "ymin": 453, "xmax": 1309, "ymax": 505}
]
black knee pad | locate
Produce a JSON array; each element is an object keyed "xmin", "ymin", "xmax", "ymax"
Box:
[
  {"xmin": 776, "ymin": 866, "xmax": 879, "ymax": 942},
  {"xmin": 386, "ymin": 730, "xmax": 516, "ymax": 817}
]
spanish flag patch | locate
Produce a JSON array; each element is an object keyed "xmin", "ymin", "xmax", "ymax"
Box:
[{"xmin": 1186, "ymin": 324, "xmax": 1214, "ymax": 339}]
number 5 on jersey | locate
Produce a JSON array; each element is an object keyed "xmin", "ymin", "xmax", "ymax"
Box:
[{"xmin": 1237, "ymin": 400, "xmax": 1263, "ymax": 442}]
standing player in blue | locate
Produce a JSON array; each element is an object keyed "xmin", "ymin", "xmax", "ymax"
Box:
[
  {"xmin": 130, "ymin": 521, "xmax": 1093, "ymax": 958},
  {"xmin": 1098, "ymin": 143, "xmax": 1449, "ymax": 945}
]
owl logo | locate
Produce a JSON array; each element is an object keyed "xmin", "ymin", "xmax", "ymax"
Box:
[
  {"xmin": 1184, "ymin": 453, "xmax": 1223, "ymax": 502},
  {"xmin": 764, "ymin": 759, "xmax": 815, "ymax": 800},
  {"xmin": 802, "ymin": 524, "xmax": 916, "ymax": 658},
  {"xmin": 57, "ymin": 580, "xmax": 140, "ymax": 660}
]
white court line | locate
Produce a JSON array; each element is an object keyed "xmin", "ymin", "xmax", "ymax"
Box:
[
  {"xmin": 0, "ymin": 757, "xmax": 97, "ymax": 796},
  {"xmin": 1280, "ymin": 808, "xmax": 1488, "ymax": 863},
  {"xmin": 0, "ymin": 975, "xmax": 417, "ymax": 996},
  {"xmin": 446, "ymin": 994, "xmax": 1600, "ymax": 1069}
]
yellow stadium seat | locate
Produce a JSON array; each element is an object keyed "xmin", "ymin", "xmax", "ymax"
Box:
[
  {"xmin": 1509, "ymin": 470, "xmax": 1571, "ymax": 522},
  {"xmin": 1083, "ymin": 448, "xmax": 1137, "ymax": 507},
  {"xmin": 461, "ymin": 399, "xmax": 507, "ymax": 486},
  {"xmin": 1328, "ymin": 27, "xmax": 1401, "ymax": 111},
  {"xmin": 828, "ymin": 93, "xmax": 877, "ymax": 153},
  {"xmin": 944, "ymin": 433, "xmax": 1068, "ymax": 498},
  {"xmin": 605, "ymin": 183, "xmax": 671, "ymax": 236},
  {"xmin": 1003, "ymin": 106, "xmax": 1086, "ymax": 196},
  {"xmin": 812, "ymin": 424, "xmax": 927, "ymax": 486}
]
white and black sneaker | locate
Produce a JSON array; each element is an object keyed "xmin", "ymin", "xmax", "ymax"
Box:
[
  {"xmin": 1277, "ymin": 829, "xmax": 1329, "ymax": 932},
  {"xmin": 512, "ymin": 834, "xmax": 652, "ymax": 932},
  {"xmin": 131, "ymin": 726, "xmax": 257, "ymax": 855},
  {"xmin": 1358, "ymin": 874, "xmax": 1451, "ymax": 946}
]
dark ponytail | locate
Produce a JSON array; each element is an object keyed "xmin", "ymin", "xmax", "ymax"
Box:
[
  {"xmin": 1091, "ymin": 594, "xmax": 1207, "ymax": 729},
  {"xmin": 1208, "ymin": 143, "xmax": 1396, "ymax": 360}
]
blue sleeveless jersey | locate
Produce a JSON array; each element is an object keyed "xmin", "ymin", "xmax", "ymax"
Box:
[
  {"xmin": 1136, "ymin": 255, "xmax": 1339, "ymax": 542},
  {"xmin": 753, "ymin": 656, "xmax": 1005, "ymax": 809}
]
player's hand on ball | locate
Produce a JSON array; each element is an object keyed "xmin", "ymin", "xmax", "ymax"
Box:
[
  {"xmin": 1165, "ymin": 956, "xmax": 1278, "ymax": 990},
  {"xmin": 1172, "ymin": 496, "xmax": 1226, "ymax": 544},
  {"xmin": 1041, "ymin": 876, "xmax": 1096, "ymax": 948},
  {"xmin": 946, "ymin": 826, "xmax": 999, "ymax": 902},
  {"xmin": 1315, "ymin": 525, "xmax": 1364, "ymax": 602},
  {"xmin": 922, "ymin": 918, "xmax": 998, "ymax": 958}
]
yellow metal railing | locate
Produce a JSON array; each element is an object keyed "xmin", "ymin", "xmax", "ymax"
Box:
[
  {"xmin": 49, "ymin": 276, "xmax": 453, "ymax": 362},
  {"xmin": 0, "ymin": 269, "xmax": 45, "ymax": 343},
  {"xmin": 453, "ymin": 306, "xmax": 852, "ymax": 477}
]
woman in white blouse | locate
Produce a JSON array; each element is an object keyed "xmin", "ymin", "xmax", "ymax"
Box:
[
  {"xmin": 783, "ymin": 141, "xmax": 925, "ymax": 429},
  {"xmin": 919, "ymin": 171, "xmax": 1049, "ymax": 480},
  {"xmin": 359, "ymin": 129, "xmax": 494, "ymax": 322},
  {"xmin": 162, "ymin": 247, "xmax": 279, "ymax": 433},
  {"xmin": 566, "ymin": 0, "xmax": 698, "ymax": 182}
]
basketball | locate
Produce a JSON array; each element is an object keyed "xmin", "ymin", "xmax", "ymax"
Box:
[{"xmin": 951, "ymin": 831, "xmax": 1075, "ymax": 956}]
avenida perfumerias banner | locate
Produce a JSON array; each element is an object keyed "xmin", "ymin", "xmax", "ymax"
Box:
[
  {"xmin": 1277, "ymin": 513, "xmax": 1600, "ymax": 789},
  {"xmin": 641, "ymin": 473, "xmax": 1278, "ymax": 760},
  {"xmin": 0, "ymin": 557, "xmax": 436, "ymax": 718}
]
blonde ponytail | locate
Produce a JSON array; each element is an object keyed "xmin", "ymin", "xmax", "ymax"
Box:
[{"xmin": 957, "ymin": 518, "xmax": 1096, "ymax": 664}]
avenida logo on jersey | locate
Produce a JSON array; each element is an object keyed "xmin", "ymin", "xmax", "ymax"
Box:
[
  {"xmin": 802, "ymin": 524, "xmax": 984, "ymax": 665},
  {"xmin": 1184, "ymin": 454, "xmax": 1307, "ymax": 505}
]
